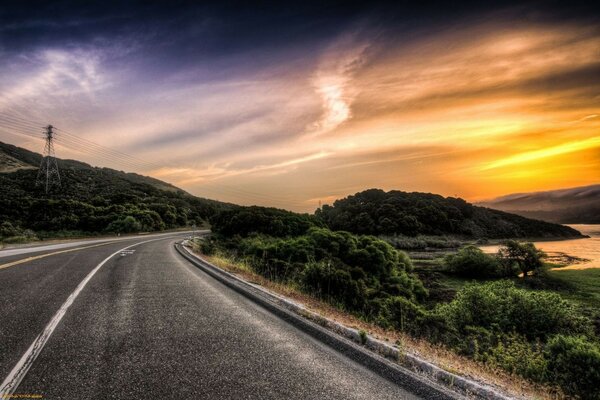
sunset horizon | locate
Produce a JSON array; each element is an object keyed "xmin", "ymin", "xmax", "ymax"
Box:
[
  {"xmin": 2, "ymin": 2, "xmax": 600, "ymax": 399},
  {"xmin": 1, "ymin": 1, "xmax": 599, "ymax": 211}
]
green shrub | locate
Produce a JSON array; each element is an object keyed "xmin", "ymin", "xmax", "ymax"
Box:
[
  {"xmin": 359, "ymin": 329, "xmax": 368, "ymax": 345},
  {"xmin": 545, "ymin": 335, "xmax": 600, "ymax": 400},
  {"xmin": 106, "ymin": 216, "xmax": 142, "ymax": 233},
  {"xmin": 438, "ymin": 281, "xmax": 591, "ymax": 340},
  {"xmin": 0, "ymin": 221, "xmax": 20, "ymax": 238},
  {"xmin": 234, "ymin": 228, "xmax": 426, "ymax": 309},
  {"xmin": 445, "ymin": 245, "xmax": 501, "ymax": 278},
  {"xmin": 455, "ymin": 325, "xmax": 495, "ymax": 359},
  {"xmin": 374, "ymin": 296, "xmax": 427, "ymax": 335},
  {"xmin": 486, "ymin": 333, "xmax": 548, "ymax": 382},
  {"xmin": 300, "ymin": 261, "xmax": 367, "ymax": 310},
  {"xmin": 195, "ymin": 237, "xmax": 216, "ymax": 255}
]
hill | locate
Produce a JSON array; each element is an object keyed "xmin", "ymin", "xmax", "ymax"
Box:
[
  {"xmin": 478, "ymin": 185, "xmax": 600, "ymax": 224},
  {"xmin": 0, "ymin": 141, "xmax": 230, "ymax": 241},
  {"xmin": 315, "ymin": 188, "xmax": 583, "ymax": 239}
]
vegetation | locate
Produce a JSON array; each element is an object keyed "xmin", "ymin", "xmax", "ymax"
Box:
[
  {"xmin": 497, "ymin": 240, "xmax": 546, "ymax": 278},
  {"xmin": 443, "ymin": 240, "xmax": 547, "ymax": 279},
  {"xmin": 202, "ymin": 205, "xmax": 599, "ymax": 399},
  {"xmin": 381, "ymin": 234, "xmax": 462, "ymax": 251},
  {"xmin": 315, "ymin": 188, "xmax": 582, "ymax": 239},
  {"xmin": 205, "ymin": 207, "xmax": 426, "ymax": 314},
  {"xmin": 0, "ymin": 141, "xmax": 230, "ymax": 242},
  {"xmin": 444, "ymin": 246, "xmax": 501, "ymax": 279},
  {"xmin": 3, "ymin": 140, "xmax": 597, "ymax": 397},
  {"xmin": 210, "ymin": 206, "xmax": 319, "ymax": 237},
  {"xmin": 549, "ymin": 268, "xmax": 600, "ymax": 309}
]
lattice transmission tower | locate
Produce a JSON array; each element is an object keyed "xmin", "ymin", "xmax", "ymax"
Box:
[{"xmin": 36, "ymin": 125, "xmax": 61, "ymax": 193}]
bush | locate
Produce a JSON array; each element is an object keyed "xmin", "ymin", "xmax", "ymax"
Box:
[
  {"xmin": 445, "ymin": 245, "xmax": 501, "ymax": 278},
  {"xmin": 210, "ymin": 206, "xmax": 318, "ymax": 237},
  {"xmin": 0, "ymin": 222, "xmax": 38, "ymax": 243},
  {"xmin": 194, "ymin": 237, "xmax": 216, "ymax": 255},
  {"xmin": 486, "ymin": 333, "xmax": 548, "ymax": 382},
  {"xmin": 545, "ymin": 335, "xmax": 600, "ymax": 399},
  {"xmin": 0, "ymin": 221, "xmax": 20, "ymax": 238},
  {"xmin": 233, "ymin": 227, "xmax": 426, "ymax": 308},
  {"xmin": 373, "ymin": 296, "xmax": 427, "ymax": 335},
  {"xmin": 106, "ymin": 216, "xmax": 142, "ymax": 233},
  {"xmin": 300, "ymin": 261, "xmax": 367, "ymax": 310},
  {"xmin": 438, "ymin": 281, "xmax": 591, "ymax": 340}
]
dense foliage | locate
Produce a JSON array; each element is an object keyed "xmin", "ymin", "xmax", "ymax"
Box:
[
  {"xmin": 444, "ymin": 246, "xmax": 501, "ymax": 279},
  {"xmin": 205, "ymin": 205, "xmax": 599, "ymax": 399},
  {"xmin": 0, "ymin": 141, "xmax": 229, "ymax": 241},
  {"xmin": 445, "ymin": 241, "xmax": 546, "ymax": 279},
  {"xmin": 435, "ymin": 282, "xmax": 599, "ymax": 399},
  {"xmin": 315, "ymin": 188, "xmax": 582, "ymax": 239},
  {"xmin": 210, "ymin": 206, "xmax": 319, "ymax": 237},
  {"xmin": 206, "ymin": 207, "xmax": 427, "ymax": 314}
]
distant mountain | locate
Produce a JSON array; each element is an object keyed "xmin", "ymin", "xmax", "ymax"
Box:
[
  {"xmin": 316, "ymin": 189, "xmax": 583, "ymax": 239},
  {"xmin": 0, "ymin": 141, "xmax": 230, "ymax": 240},
  {"xmin": 478, "ymin": 185, "xmax": 600, "ymax": 224}
]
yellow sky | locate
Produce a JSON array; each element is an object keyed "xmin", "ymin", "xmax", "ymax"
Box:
[
  {"xmin": 1, "ymin": 19, "xmax": 599, "ymax": 211},
  {"xmin": 178, "ymin": 22, "xmax": 600, "ymax": 210}
]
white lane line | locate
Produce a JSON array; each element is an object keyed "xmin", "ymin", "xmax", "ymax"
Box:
[{"xmin": 0, "ymin": 236, "xmax": 173, "ymax": 397}]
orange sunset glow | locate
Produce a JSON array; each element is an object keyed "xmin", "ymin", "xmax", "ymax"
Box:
[{"xmin": 1, "ymin": 7, "xmax": 598, "ymax": 211}]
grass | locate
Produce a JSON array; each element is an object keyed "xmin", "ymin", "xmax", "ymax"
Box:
[{"xmin": 548, "ymin": 268, "xmax": 600, "ymax": 309}]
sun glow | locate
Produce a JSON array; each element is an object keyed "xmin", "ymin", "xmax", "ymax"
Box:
[{"xmin": 1, "ymin": 18, "xmax": 599, "ymax": 210}]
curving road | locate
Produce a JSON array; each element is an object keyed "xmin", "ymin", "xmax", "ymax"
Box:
[{"xmin": 0, "ymin": 234, "xmax": 424, "ymax": 399}]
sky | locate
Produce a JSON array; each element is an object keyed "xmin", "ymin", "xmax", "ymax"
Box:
[{"xmin": 0, "ymin": 1, "xmax": 599, "ymax": 211}]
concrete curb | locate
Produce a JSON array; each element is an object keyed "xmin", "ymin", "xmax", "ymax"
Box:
[{"xmin": 176, "ymin": 242, "xmax": 515, "ymax": 400}]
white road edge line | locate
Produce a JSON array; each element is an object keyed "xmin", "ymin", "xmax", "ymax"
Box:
[{"xmin": 0, "ymin": 236, "xmax": 175, "ymax": 397}]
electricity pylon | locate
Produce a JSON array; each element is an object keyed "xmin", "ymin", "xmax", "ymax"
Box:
[{"xmin": 36, "ymin": 125, "xmax": 61, "ymax": 193}]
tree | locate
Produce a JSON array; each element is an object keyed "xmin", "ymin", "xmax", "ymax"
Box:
[
  {"xmin": 106, "ymin": 216, "xmax": 141, "ymax": 233},
  {"xmin": 497, "ymin": 241, "xmax": 545, "ymax": 278},
  {"xmin": 445, "ymin": 245, "xmax": 501, "ymax": 278}
]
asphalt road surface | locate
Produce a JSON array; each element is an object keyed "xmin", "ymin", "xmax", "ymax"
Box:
[{"xmin": 0, "ymin": 234, "xmax": 422, "ymax": 399}]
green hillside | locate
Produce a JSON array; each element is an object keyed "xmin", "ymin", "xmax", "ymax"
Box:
[
  {"xmin": 0, "ymin": 141, "xmax": 230, "ymax": 241},
  {"xmin": 0, "ymin": 142, "xmax": 582, "ymax": 243},
  {"xmin": 315, "ymin": 188, "xmax": 582, "ymax": 239}
]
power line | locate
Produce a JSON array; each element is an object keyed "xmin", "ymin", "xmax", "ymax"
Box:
[
  {"xmin": 0, "ymin": 115, "xmax": 161, "ymax": 171},
  {"xmin": 0, "ymin": 124, "xmax": 150, "ymax": 170},
  {"xmin": 0, "ymin": 112, "xmax": 318, "ymax": 208},
  {"xmin": 36, "ymin": 125, "xmax": 61, "ymax": 193}
]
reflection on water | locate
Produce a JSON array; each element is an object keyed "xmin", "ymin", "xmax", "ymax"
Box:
[{"xmin": 481, "ymin": 224, "xmax": 600, "ymax": 270}]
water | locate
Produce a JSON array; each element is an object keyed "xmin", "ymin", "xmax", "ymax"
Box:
[{"xmin": 480, "ymin": 224, "xmax": 600, "ymax": 270}]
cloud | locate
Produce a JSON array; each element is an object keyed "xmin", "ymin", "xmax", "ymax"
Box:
[
  {"xmin": 307, "ymin": 35, "xmax": 370, "ymax": 136},
  {"xmin": 153, "ymin": 150, "xmax": 332, "ymax": 186},
  {"xmin": 481, "ymin": 136, "xmax": 600, "ymax": 170},
  {"xmin": 0, "ymin": 48, "xmax": 106, "ymax": 112},
  {"xmin": 1, "ymin": 8, "xmax": 599, "ymax": 211}
]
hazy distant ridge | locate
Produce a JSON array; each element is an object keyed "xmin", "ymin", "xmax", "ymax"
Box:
[{"xmin": 478, "ymin": 184, "xmax": 600, "ymax": 224}]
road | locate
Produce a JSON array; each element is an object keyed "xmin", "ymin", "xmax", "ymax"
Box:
[{"xmin": 0, "ymin": 233, "xmax": 424, "ymax": 399}]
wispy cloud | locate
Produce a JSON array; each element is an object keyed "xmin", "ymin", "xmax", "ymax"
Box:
[
  {"xmin": 0, "ymin": 48, "xmax": 106, "ymax": 112},
  {"xmin": 481, "ymin": 136, "xmax": 600, "ymax": 170},
  {"xmin": 1, "ymin": 10, "xmax": 599, "ymax": 211},
  {"xmin": 306, "ymin": 35, "xmax": 369, "ymax": 136}
]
